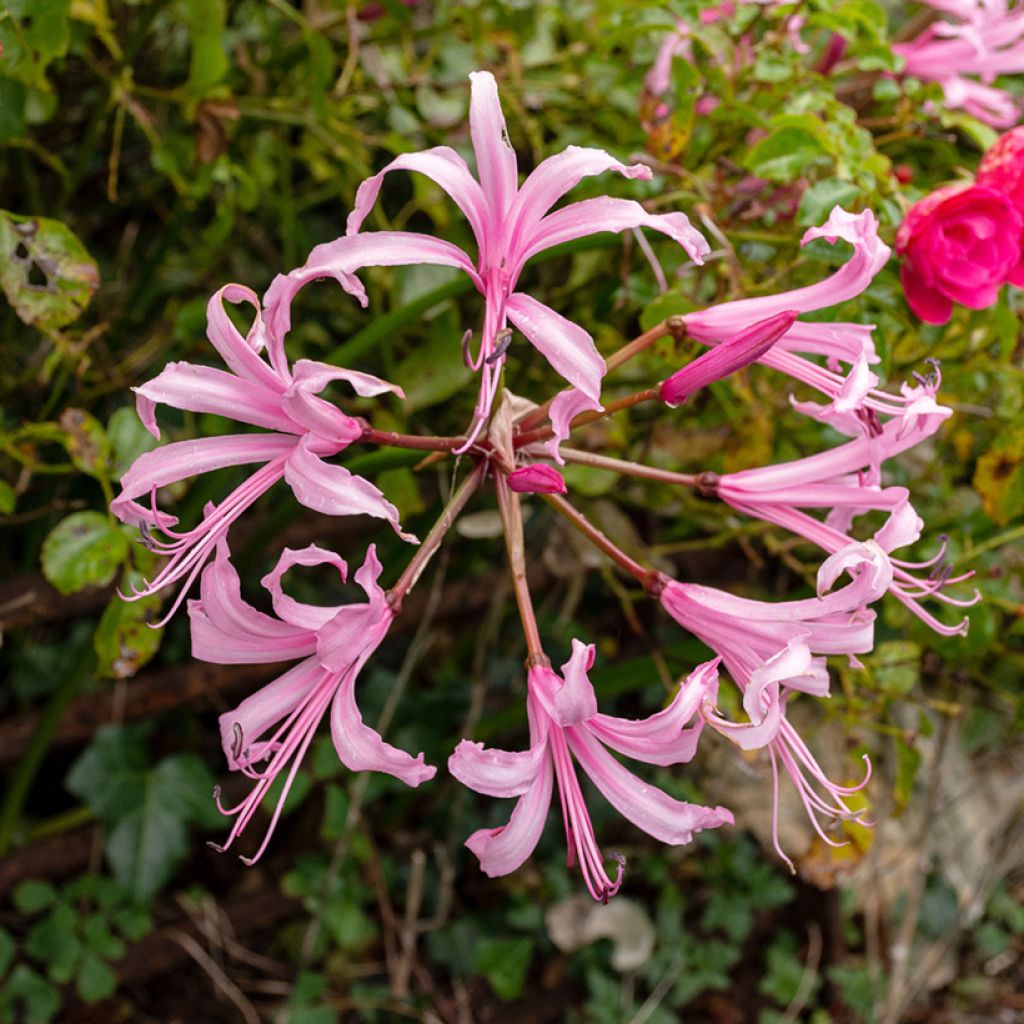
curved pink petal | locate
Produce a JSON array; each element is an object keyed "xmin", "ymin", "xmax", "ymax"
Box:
[
  {"xmin": 346, "ymin": 146, "xmax": 490, "ymax": 250},
  {"xmin": 134, "ymin": 363, "xmax": 296, "ymax": 440},
  {"xmin": 875, "ymin": 500, "xmax": 924, "ymax": 553},
  {"xmin": 507, "ymin": 464, "xmax": 567, "ymax": 494},
  {"xmin": 260, "ymin": 544, "xmax": 349, "ymax": 632},
  {"xmin": 206, "ymin": 284, "xmax": 286, "ymax": 392},
  {"xmin": 449, "ymin": 737, "xmax": 547, "ymax": 798},
  {"xmin": 283, "ymin": 435, "xmax": 414, "ymax": 539},
  {"xmin": 507, "ymin": 148, "xmax": 653, "ymax": 259},
  {"xmin": 520, "ymin": 197, "xmax": 709, "ymax": 273},
  {"xmin": 778, "ymin": 321, "xmax": 879, "ymax": 365},
  {"xmin": 567, "ymin": 727, "xmax": 733, "ymax": 844},
  {"xmin": 506, "ymin": 292, "xmax": 606, "ymax": 400},
  {"xmin": 468, "ymin": 71, "xmax": 518, "ymax": 226},
  {"xmin": 329, "ymin": 666, "xmax": 436, "ymax": 786},
  {"xmin": 218, "ymin": 658, "xmax": 322, "ymax": 769},
  {"xmin": 292, "ymin": 360, "xmax": 405, "ymax": 400},
  {"xmin": 544, "ymin": 387, "xmax": 603, "ymax": 465},
  {"xmin": 263, "ymin": 232, "xmax": 481, "ymax": 343},
  {"xmin": 112, "ymin": 434, "xmax": 297, "ymax": 528},
  {"xmin": 464, "ymin": 756, "xmax": 554, "ymax": 878},
  {"xmin": 550, "ymin": 641, "xmax": 598, "ymax": 727}
]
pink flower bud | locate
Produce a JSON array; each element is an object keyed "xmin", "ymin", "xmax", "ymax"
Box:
[
  {"xmin": 507, "ymin": 464, "xmax": 567, "ymax": 494},
  {"xmin": 659, "ymin": 310, "xmax": 797, "ymax": 407}
]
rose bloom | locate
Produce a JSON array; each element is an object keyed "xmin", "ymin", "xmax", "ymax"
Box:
[{"xmin": 896, "ymin": 183, "xmax": 1023, "ymax": 324}]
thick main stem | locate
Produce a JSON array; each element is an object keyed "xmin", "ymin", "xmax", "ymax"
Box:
[
  {"xmin": 494, "ymin": 473, "xmax": 545, "ymax": 664},
  {"xmin": 541, "ymin": 492, "xmax": 656, "ymax": 590},
  {"xmin": 388, "ymin": 463, "xmax": 485, "ymax": 609},
  {"xmin": 360, "ymin": 422, "xmax": 468, "ymax": 453}
]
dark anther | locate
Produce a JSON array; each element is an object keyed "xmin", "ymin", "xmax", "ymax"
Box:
[
  {"xmin": 856, "ymin": 408, "xmax": 884, "ymax": 438},
  {"xmin": 486, "ymin": 328, "xmax": 514, "ymax": 364},
  {"xmin": 460, "ymin": 329, "xmax": 474, "ymax": 368},
  {"xmin": 232, "ymin": 723, "xmax": 244, "ymax": 761},
  {"xmin": 695, "ymin": 470, "xmax": 720, "ymax": 497},
  {"xmin": 666, "ymin": 314, "xmax": 688, "ymax": 341}
]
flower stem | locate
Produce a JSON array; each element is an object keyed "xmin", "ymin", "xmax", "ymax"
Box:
[
  {"xmin": 388, "ymin": 463, "xmax": 485, "ymax": 610},
  {"xmin": 514, "ymin": 385, "xmax": 662, "ymax": 448},
  {"xmin": 541, "ymin": 492, "xmax": 656, "ymax": 590},
  {"xmin": 360, "ymin": 422, "xmax": 468, "ymax": 453},
  {"xmin": 495, "ymin": 473, "xmax": 546, "ymax": 664},
  {"xmin": 529, "ymin": 446, "xmax": 699, "ymax": 487}
]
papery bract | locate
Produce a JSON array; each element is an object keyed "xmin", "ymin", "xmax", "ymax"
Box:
[
  {"xmin": 264, "ymin": 71, "xmax": 709, "ymax": 448},
  {"xmin": 111, "ymin": 283, "xmax": 414, "ymax": 619},
  {"xmin": 450, "ymin": 642, "xmax": 732, "ymax": 900},
  {"xmin": 189, "ymin": 540, "xmax": 435, "ymax": 863}
]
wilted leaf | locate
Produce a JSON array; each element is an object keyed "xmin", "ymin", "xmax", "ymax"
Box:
[
  {"xmin": 93, "ymin": 583, "xmax": 164, "ymax": 680},
  {"xmin": 41, "ymin": 511, "xmax": 127, "ymax": 595},
  {"xmin": 974, "ymin": 429, "xmax": 1024, "ymax": 526},
  {"xmin": 0, "ymin": 211, "xmax": 99, "ymax": 331},
  {"xmin": 59, "ymin": 407, "xmax": 111, "ymax": 480}
]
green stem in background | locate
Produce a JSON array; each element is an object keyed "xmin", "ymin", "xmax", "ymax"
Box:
[
  {"xmin": 0, "ymin": 652, "xmax": 95, "ymax": 856},
  {"xmin": 388, "ymin": 462, "xmax": 486, "ymax": 609},
  {"xmin": 542, "ymin": 491, "xmax": 657, "ymax": 592},
  {"xmin": 494, "ymin": 473, "xmax": 545, "ymax": 664},
  {"xmin": 964, "ymin": 522, "xmax": 1024, "ymax": 561}
]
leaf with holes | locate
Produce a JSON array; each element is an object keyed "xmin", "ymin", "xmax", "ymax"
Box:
[
  {"xmin": 59, "ymin": 408, "xmax": 111, "ymax": 481},
  {"xmin": 0, "ymin": 211, "xmax": 99, "ymax": 331},
  {"xmin": 93, "ymin": 584, "xmax": 164, "ymax": 680},
  {"xmin": 974, "ymin": 428, "xmax": 1024, "ymax": 527}
]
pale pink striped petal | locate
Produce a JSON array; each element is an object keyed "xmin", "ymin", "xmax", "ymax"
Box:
[
  {"xmin": 449, "ymin": 738, "xmax": 547, "ymax": 798},
  {"xmin": 329, "ymin": 667, "xmax": 436, "ymax": 786},
  {"xmin": 206, "ymin": 284, "xmax": 285, "ymax": 391},
  {"xmin": 261, "ymin": 545, "xmax": 349, "ymax": 632},
  {"xmin": 544, "ymin": 387, "xmax": 603, "ymax": 465},
  {"xmin": 134, "ymin": 363, "xmax": 296, "ymax": 440},
  {"xmin": 346, "ymin": 146, "xmax": 490, "ymax": 248},
  {"xmin": 568, "ymin": 727, "xmax": 733, "ymax": 844},
  {"xmin": 551, "ymin": 641, "xmax": 598, "ymax": 727},
  {"xmin": 468, "ymin": 71, "xmax": 518, "ymax": 223},
  {"xmin": 292, "ymin": 360, "xmax": 405, "ymax": 400},
  {"xmin": 506, "ymin": 292, "xmax": 606, "ymax": 400}
]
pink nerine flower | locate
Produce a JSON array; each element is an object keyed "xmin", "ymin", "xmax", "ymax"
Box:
[
  {"xmin": 896, "ymin": 184, "xmax": 1024, "ymax": 324},
  {"xmin": 111, "ymin": 284, "xmax": 413, "ymax": 617},
  {"xmin": 190, "ymin": 540, "xmax": 434, "ymax": 863},
  {"xmin": 450, "ymin": 642, "xmax": 732, "ymax": 900},
  {"xmin": 894, "ymin": 0, "xmax": 1024, "ymax": 127},
  {"xmin": 264, "ymin": 71, "xmax": 709, "ymax": 447}
]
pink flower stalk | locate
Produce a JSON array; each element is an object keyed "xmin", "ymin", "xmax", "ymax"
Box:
[
  {"xmin": 264, "ymin": 71, "xmax": 709, "ymax": 449},
  {"xmin": 681, "ymin": 208, "xmax": 894, "ymax": 408},
  {"xmin": 189, "ymin": 540, "xmax": 435, "ymax": 863},
  {"xmin": 894, "ymin": 0, "xmax": 1024, "ymax": 127},
  {"xmin": 660, "ymin": 544, "xmax": 886, "ymax": 866},
  {"xmin": 111, "ymin": 284, "xmax": 414, "ymax": 620},
  {"xmin": 450, "ymin": 642, "xmax": 732, "ymax": 901},
  {"xmin": 507, "ymin": 464, "xmax": 567, "ymax": 494},
  {"xmin": 660, "ymin": 310, "xmax": 798, "ymax": 407}
]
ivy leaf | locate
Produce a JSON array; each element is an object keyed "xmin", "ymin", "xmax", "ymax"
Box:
[
  {"xmin": 66, "ymin": 726, "xmax": 149, "ymax": 821},
  {"xmin": 41, "ymin": 511, "xmax": 128, "ymax": 595},
  {"xmin": 475, "ymin": 937, "xmax": 532, "ymax": 1001},
  {"xmin": 0, "ymin": 211, "xmax": 99, "ymax": 331},
  {"xmin": 105, "ymin": 798, "xmax": 189, "ymax": 904}
]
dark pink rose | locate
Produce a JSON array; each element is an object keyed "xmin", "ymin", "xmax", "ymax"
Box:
[
  {"xmin": 895, "ymin": 183, "xmax": 1023, "ymax": 324},
  {"xmin": 978, "ymin": 126, "xmax": 1024, "ymax": 210}
]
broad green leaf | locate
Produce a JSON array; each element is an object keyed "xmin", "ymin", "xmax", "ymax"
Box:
[
  {"xmin": 798, "ymin": 178, "xmax": 861, "ymax": 227},
  {"xmin": 75, "ymin": 953, "xmax": 117, "ymax": 1003},
  {"xmin": 0, "ymin": 0, "xmax": 71, "ymax": 90},
  {"xmin": 0, "ymin": 211, "xmax": 99, "ymax": 331},
  {"xmin": 153, "ymin": 753, "xmax": 222, "ymax": 829},
  {"xmin": 66, "ymin": 725, "xmax": 148, "ymax": 821},
  {"xmin": 107, "ymin": 406, "xmax": 158, "ymax": 479},
  {"xmin": 475, "ymin": 937, "xmax": 532, "ymax": 1001},
  {"xmin": 59, "ymin": 407, "xmax": 111, "ymax": 481},
  {"xmin": 391, "ymin": 318, "xmax": 473, "ymax": 411},
  {"xmin": 41, "ymin": 511, "xmax": 128, "ymax": 595},
  {"xmin": 745, "ymin": 127, "xmax": 829, "ymax": 182},
  {"xmin": 13, "ymin": 880, "xmax": 58, "ymax": 915},
  {"xmin": 105, "ymin": 796, "xmax": 189, "ymax": 903},
  {"xmin": 94, "ymin": 581, "xmax": 164, "ymax": 680},
  {"xmin": 184, "ymin": 0, "xmax": 228, "ymax": 95},
  {"xmin": 81, "ymin": 916, "xmax": 124, "ymax": 960},
  {"xmin": 25, "ymin": 905, "xmax": 80, "ymax": 984},
  {"xmin": 871, "ymin": 640, "xmax": 920, "ymax": 697}
]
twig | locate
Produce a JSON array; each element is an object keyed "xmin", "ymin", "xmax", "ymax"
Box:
[
  {"xmin": 164, "ymin": 928, "xmax": 262, "ymax": 1024},
  {"xmin": 779, "ymin": 923, "xmax": 823, "ymax": 1024}
]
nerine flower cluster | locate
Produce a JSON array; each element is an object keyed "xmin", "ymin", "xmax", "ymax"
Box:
[{"xmin": 112, "ymin": 71, "xmax": 975, "ymax": 899}]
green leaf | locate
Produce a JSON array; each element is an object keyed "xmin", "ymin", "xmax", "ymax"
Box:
[
  {"xmin": 0, "ymin": 78, "xmax": 26, "ymax": 141},
  {"xmin": 152, "ymin": 753, "xmax": 222, "ymax": 829},
  {"xmin": 0, "ymin": 479, "xmax": 17, "ymax": 515},
  {"xmin": 0, "ymin": 964, "xmax": 61, "ymax": 1024},
  {"xmin": 66, "ymin": 725, "xmax": 148, "ymax": 821},
  {"xmin": 13, "ymin": 880, "xmax": 58, "ymax": 915},
  {"xmin": 111, "ymin": 906, "xmax": 152, "ymax": 942},
  {"xmin": 871, "ymin": 640, "xmax": 920, "ymax": 697},
  {"xmin": 75, "ymin": 953, "xmax": 117, "ymax": 1004},
  {"xmin": 798, "ymin": 178, "xmax": 861, "ymax": 227},
  {"xmin": 94, "ymin": 584, "xmax": 164, "ymax": 680},
  {"xmin": 59, "ymin": 407, "xmax": 111, "ymax": 481},
  {"xmin": 391, "ymin": 315, "xmax": 473, "ymax": 411},
  {"xmin": 475, "ymin": 937, "xmax": 532, "ymax": 1001},
  {"xmin": 41, "ymin": 511, "xmax": 127, "ymax": 595},
  {"xmin": 105, "ymin": 796, "xmax": 189, "ymax": 904},
  {"xmin": 0, "ymin": 211, "xmax": 99, "ymax": 331},
  {"xmin": 184, "ymin": 0, "xmax": 229, "ymax": 95},
  {"xmin": 107, "ymin": 406, "xmax": 158, "ymax": 479},
  {"xmin": 81, "ymin": 915, "xmax": 125, "ymax": 960},
  {"xmin": 745, "ymin": 127, "xmax": 829, "ymax": 183},
  {"xmin": 0, "ymin": 927, "xmax": 14, "ymax": 976},
  {"xmin": 25, "ymin": 905, "xmax": 80, "ymax": 983},
  {"xmin": 0, "ymin": 0, "xmax": 71, "ymax": 90}
]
